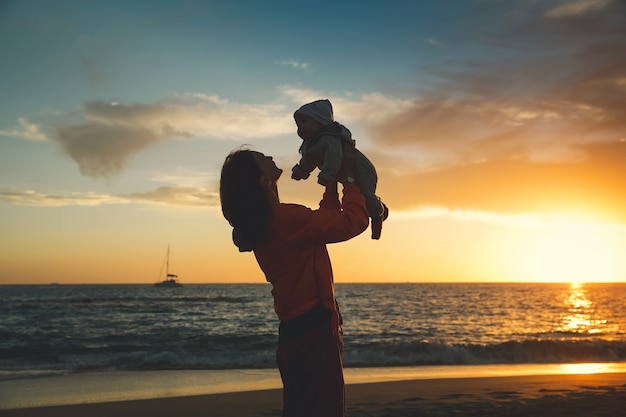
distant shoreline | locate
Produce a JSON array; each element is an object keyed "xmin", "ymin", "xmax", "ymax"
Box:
[{"xmin": 2, "ymin": 281, "xmax": 625, "ymax": 286}]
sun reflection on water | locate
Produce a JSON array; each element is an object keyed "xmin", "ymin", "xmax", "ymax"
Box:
[
  {"xmin": 560, "ymin": 363, "xmax": 611, "ymax": 374},
  {"xmin": 558, "ymin": 283, "xmax": 608, "ymax": 335}
]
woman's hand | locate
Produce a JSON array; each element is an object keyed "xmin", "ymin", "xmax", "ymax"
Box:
[{"xmin": 325, "ymin": 180, "xmax": 338, "ymax": 195}]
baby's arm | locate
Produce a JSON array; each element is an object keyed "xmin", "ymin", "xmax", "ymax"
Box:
[{"xmin": 291, "ymin": 155, "xmax": 316, "ymax": 180}]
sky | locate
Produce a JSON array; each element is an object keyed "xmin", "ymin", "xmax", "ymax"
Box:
[{"xmin": 1, "ymin": 0, "xmax": 625, "ymax": 284}]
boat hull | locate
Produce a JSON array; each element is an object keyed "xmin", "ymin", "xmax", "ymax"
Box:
[{"xmin": 154, "ymin": 279, "xmax": 182, "ymax": 288}]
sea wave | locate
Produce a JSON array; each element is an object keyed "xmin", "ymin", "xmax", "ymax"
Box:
[
  {"xmin": 4, "ymin": 295, "xmax": 255, "ymax": 310},
  {"xmin": 343, "ymin": 339, "xmax": 626, "ymax": 367},
  {"xmin": 3, "ymin": 283, "xmax": 626, "ymax": 380},
  {"xmin": 2, "ymin": 338, "xmax": 625, "ymax": 380}
]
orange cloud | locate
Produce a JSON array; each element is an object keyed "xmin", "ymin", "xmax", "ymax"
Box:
[
  {"xmin": 382, "ymin": 141, "xmax": 626, "ymax": 222},
  {"xmin": 367, "ymin": 0, "xmax": 625, "ymax": 168}
]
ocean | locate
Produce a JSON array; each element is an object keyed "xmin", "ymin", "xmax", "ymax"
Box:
[{"xmin": 2, "ymin": 283, "xmax": 626, "ymax": 381}]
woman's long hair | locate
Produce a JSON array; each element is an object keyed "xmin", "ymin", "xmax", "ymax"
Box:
[{"xmin": 220, "ymin": 149, "xmax": 273, "ymax": 251}]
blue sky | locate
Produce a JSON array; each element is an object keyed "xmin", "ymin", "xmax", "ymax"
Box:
[{"xmin": 2, "ymin": 0, "xmax": 626, "ymax": 284}]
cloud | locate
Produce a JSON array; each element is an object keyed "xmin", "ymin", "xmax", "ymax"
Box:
[
  {"xmin": 365, "ymin": 0, "xmax": 626, "ymax": 173},
  {"xmin": 5, "ymin": 135, "xmax": 626, "ymax": 223},
  {"xmin": 395, "ymin": 205, "xmax": 626, "ymax": 232},
  {"xmin": 0, "ymin": 188, "xmax": 130, "ymax": 207},
  {"xmin": 148, "ymin": 169, "xmax": 216, "ymax": 188},
  {"xmin": 0, "ymin": 185, "xmax": 219, "ymax": 208},
  {"xmin": 19, "ymin": 0, "xmax": 626, "ymax": 207},
  {"xmin": 544, "ymin": 0, "xmax": 614, "ymax": 18},
  {"xmin": 52, "ymin": 96, "xmax": 294, "ymax": 178},
  {"xmin": 125, "ymin": 186, "xmax": 219, "ymax": 207},
  {"xmin": 0, "ymin": 118, "xmax": 49, "ymax": 141},
  {"xmin": 424, "ymin": 37, "xmax": 441, "ymax": 46},
  {"xmin": 279, "ymin": 59, "xmax": 311, "ymax": 71},
  {"xmin": 50, "ymin": 89, "xmax": 420, "ymax": 179},
  {"xmin": 382, "ymin": 141, "xmax": 626, "ymax": 223},
  {"xmin": 369, "ymin": 94, "xmax": 609, "ymax": 169},
  {"xmin": 80, "ymin": 96, "xmax": 292, "ymax": 140},
  {"xmin": 280, "ymin": 86, "xmax": 416, "ymax": 126},
  {"xmin": 55, "ymin": 123, "xmax": 160, "ymax": 178}
]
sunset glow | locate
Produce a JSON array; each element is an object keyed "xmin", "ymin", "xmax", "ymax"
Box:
[
  {"xmin": 1, "ymin": 1, "xmax": 625, "ymax": 284},
  {"xmin": 515, "ymin": 226, "xmax": 620, "ymax": 283}
]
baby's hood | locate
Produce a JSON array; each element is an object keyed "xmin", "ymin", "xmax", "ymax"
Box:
[{"xmin": 294, "ymin": 99, "xmax": 334, "ymax": 125}]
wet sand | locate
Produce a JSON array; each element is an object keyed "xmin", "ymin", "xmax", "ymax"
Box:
[{"xmin": 2, "ymin": 371, "xmax": 625, "ymax": 417}]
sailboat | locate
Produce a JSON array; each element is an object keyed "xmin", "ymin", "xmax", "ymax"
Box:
[{"xmin": 154, "ymin": 244, "xmax": 182, "ymax": 288}]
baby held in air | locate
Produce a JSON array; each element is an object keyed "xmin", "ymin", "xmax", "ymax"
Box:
[{"xmin": 292, "ymin": 99, "xmax": 388, "ymax": 239}]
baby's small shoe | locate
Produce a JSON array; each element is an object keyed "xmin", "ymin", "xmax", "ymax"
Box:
[
  {"xmin": 371, "ymin": 203, "xmax": 388, "ymax": 240},
  {"xmin": 381, "ymin": 203, "xmax": 389, "ymax": 221},
  {"xmin": 371, "ymin": 217, "xmax": 382, "ymax": 239}
]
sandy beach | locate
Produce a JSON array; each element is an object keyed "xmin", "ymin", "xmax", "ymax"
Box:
[{"xmin": 2, "ymin": 370, "xmax": 625, "ymax": 417}]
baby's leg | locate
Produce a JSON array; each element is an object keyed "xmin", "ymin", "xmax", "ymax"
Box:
[
  {"xmin": 361, "ymin": 189, "xmax": 388, "ymax": 239},
  {"xmin": 364, "ymin": 192, "xmax": 384, "ymax": 219},
  {"xmin": 353, "ymin": 155, "xmax": 388, "ymax": 238}
]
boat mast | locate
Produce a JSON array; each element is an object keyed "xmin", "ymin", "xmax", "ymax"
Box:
[{"xmin": 165, "ymin": 244, "xmax": 178, "ymax": 279}]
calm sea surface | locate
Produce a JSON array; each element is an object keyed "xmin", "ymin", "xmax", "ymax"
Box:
[{"xmin": 1, "ymin": 283, "xmax": 625, "ymax": 380}]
